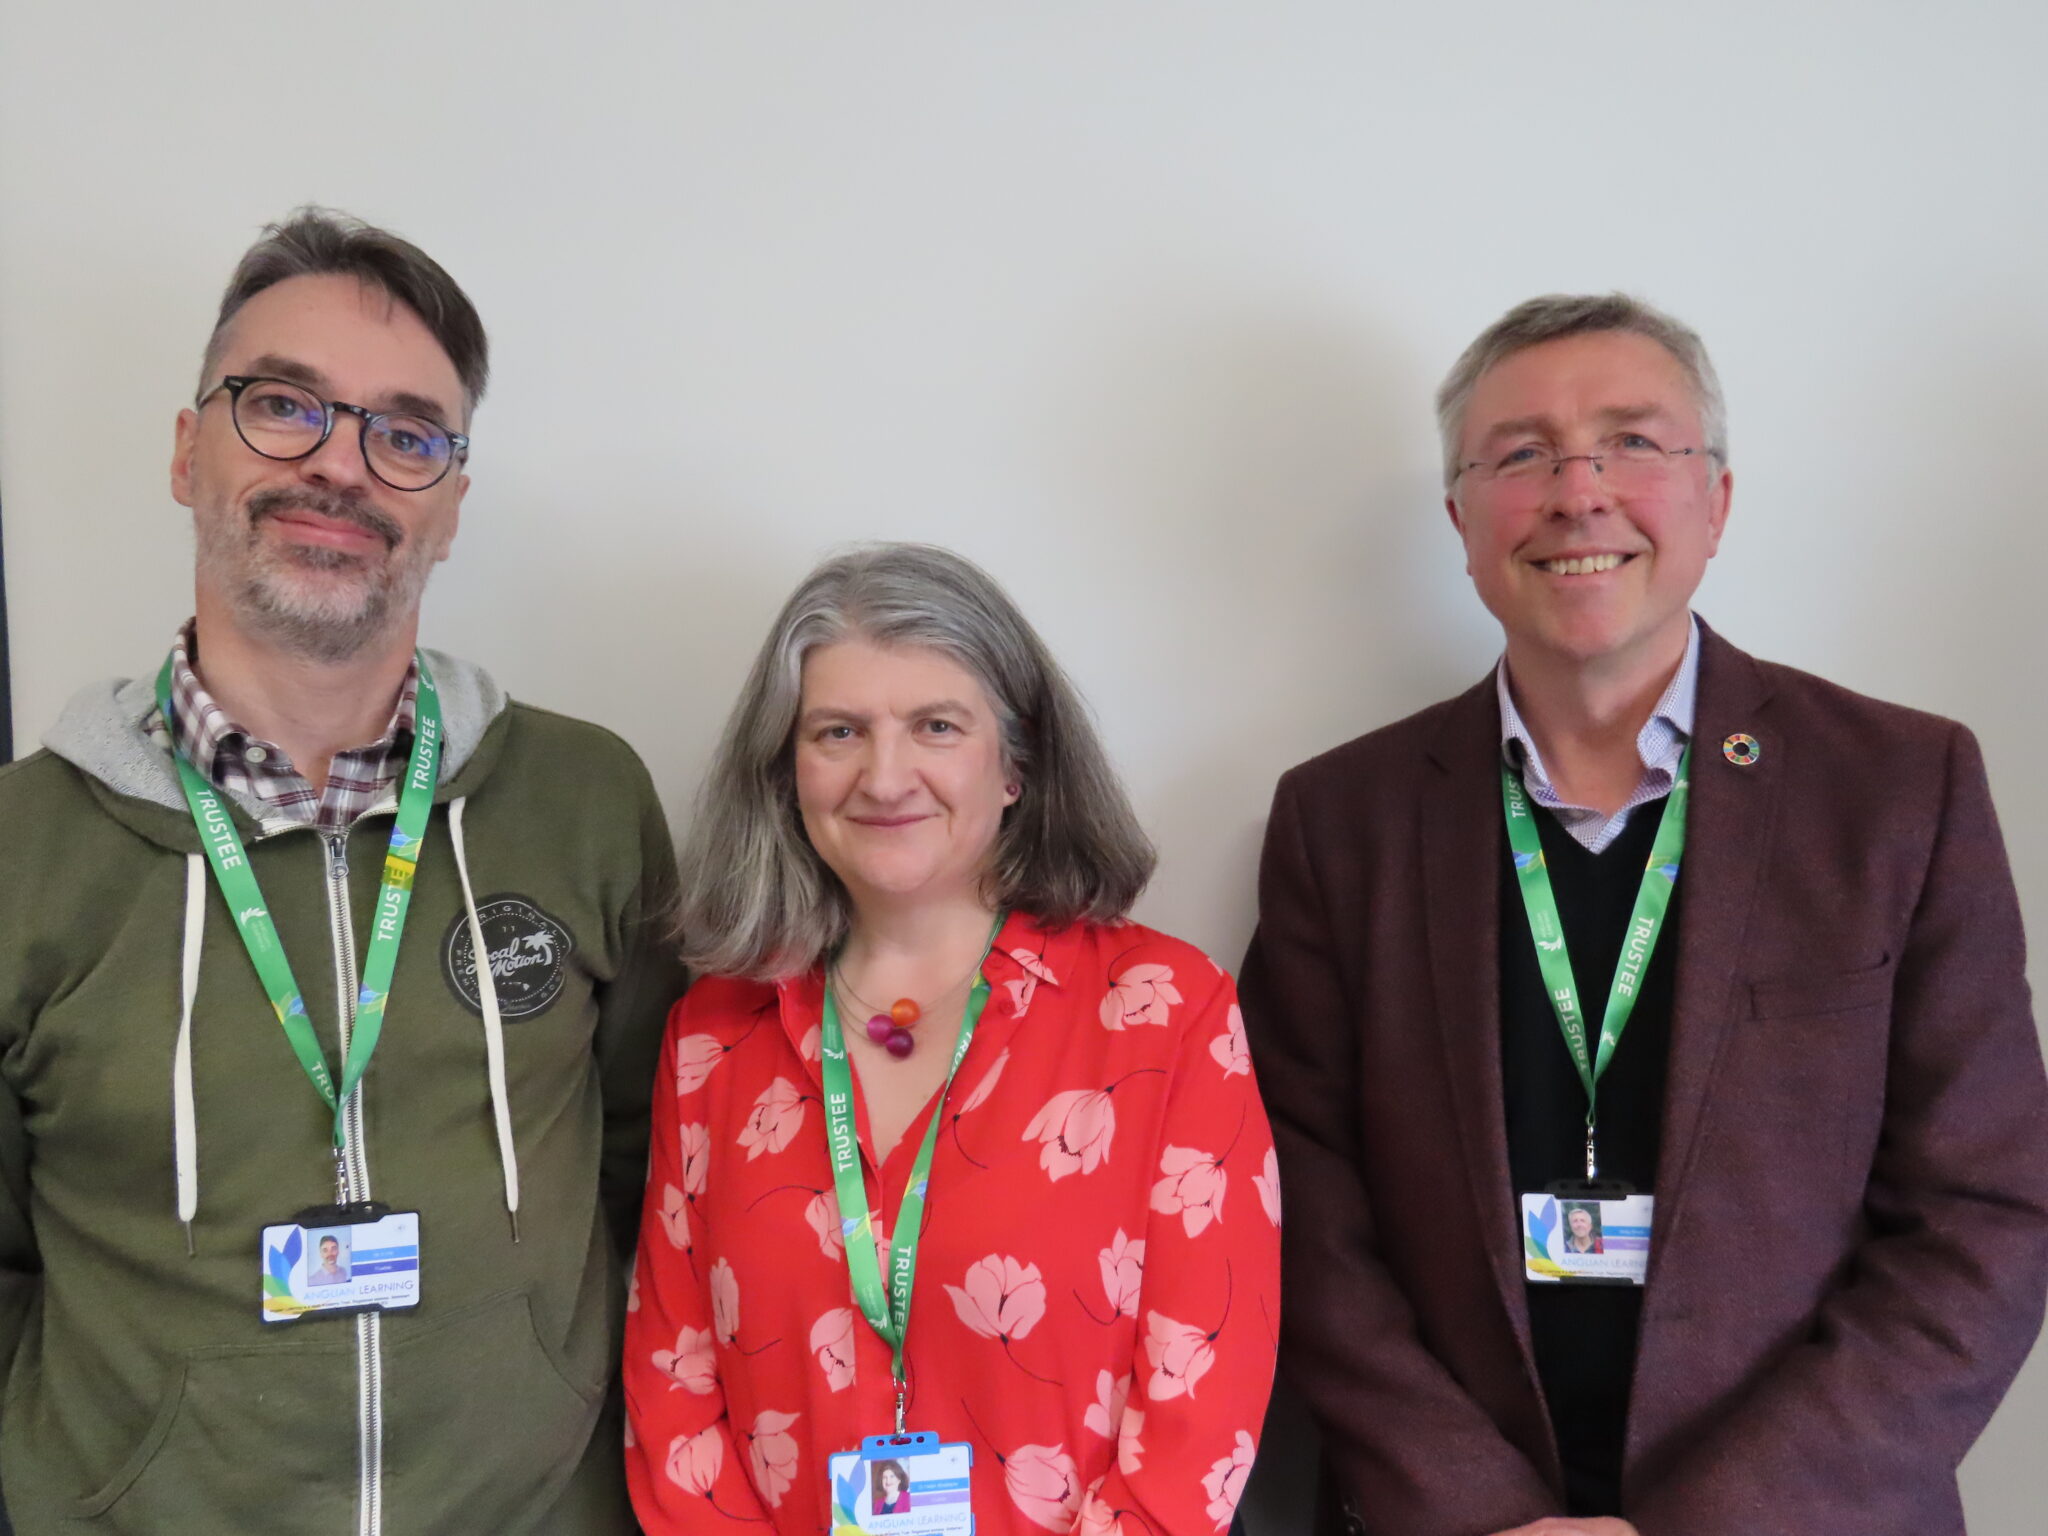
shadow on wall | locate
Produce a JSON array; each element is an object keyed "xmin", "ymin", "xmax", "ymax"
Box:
[
  {"xmin": 1035, "ymin": 292, "xmax": 1471, "ymax": 1532},
  {"xmin": 1034, "ymin": 290, "xmax": 1481, "ymax": 954}
]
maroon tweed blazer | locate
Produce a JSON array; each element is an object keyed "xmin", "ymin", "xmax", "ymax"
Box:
[{"xmin": 1239, "ymin": 625, "xmax": 2048, "ymax": 1536}]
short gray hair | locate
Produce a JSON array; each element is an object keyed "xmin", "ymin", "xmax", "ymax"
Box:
[
  {"xmin": 676, "ymin": 543, "xmax": 1157, "ymax": 980},
  {"xmin": 1435, "ymin": 293, "xmax": 1728, "ymax": 488},
  {"xmin": 200, "ymin": 206, "xmax": 488, "ymax": 417}
]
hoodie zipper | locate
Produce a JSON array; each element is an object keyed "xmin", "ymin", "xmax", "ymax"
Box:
[{"xmin": 325, "ymin": 832, "xmax": 384, "ymax": 1536}]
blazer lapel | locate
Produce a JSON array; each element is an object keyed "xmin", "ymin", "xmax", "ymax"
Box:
[
  {"xmin": 1647, "ymin": 624, "xmax": 1782, "ymax": 1270},
  {"xmin": 1422, "ymin": 677, "xmax": 1541, "ymax": 1372}
]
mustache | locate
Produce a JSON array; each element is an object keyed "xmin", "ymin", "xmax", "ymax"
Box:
[{"xmin": 248, "ymin": 488, "xmax": 403, "ymax": 549}]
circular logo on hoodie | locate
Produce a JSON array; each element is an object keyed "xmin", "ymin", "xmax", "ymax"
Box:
[{"xmin": 442, "ymin": 896, "xmax": 575, "ymax": 1020}]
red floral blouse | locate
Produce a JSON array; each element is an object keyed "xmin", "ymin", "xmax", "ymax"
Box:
[{"xmin": 624, "ymin": 913, "xmax": 1280, "ymax": 1534}]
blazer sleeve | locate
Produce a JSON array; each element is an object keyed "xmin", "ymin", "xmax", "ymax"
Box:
[
  {"xmin": 1629, "ymin": 723, "xmax": 2048, "ymax": 1535},
  {"xmin": 1239, "ymin": 770, "xmax": 1556, "ymax": 1535},
  {"xmin": 623, "ymin": 1010, "xmax": 775, "ymax": 1530}
]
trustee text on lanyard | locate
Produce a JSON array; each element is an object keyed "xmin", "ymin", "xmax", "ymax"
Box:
[
  {"xmin": 820, "ymin": 957, "xmax": 993, "ymax": 1435},
  {"xmin": 1501, "ymin": 745, "xmax": 1691, "ymax": 1180},
  {"xmin": 155, "ymin": 652, "xmax": 442, "ymax": 1181}
]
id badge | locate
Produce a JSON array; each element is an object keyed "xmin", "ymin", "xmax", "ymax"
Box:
[
  {"xmin": 260, "ymin": 1201, "xmax": 421, "ymax": 1322},
  {"xmin": 1521, "ymin": 1181, "xmax": 1653, "ymax": 1286},
  {"xmin": 827, "ymin": 1431, "xmax": 974, "ymax": 1534}
]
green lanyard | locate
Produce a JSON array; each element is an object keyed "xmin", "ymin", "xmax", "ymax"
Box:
[
  {"xmin": 1501, "ymin": 745, "xmax": 1691, "ymax": 1180},
  {"xmin": 820, "ymin": 967, "xmax": 989, "ymax": 1432},
  {"xmin": 154, "ymin": 653, "xmax": 442, "ymax": 1158}
]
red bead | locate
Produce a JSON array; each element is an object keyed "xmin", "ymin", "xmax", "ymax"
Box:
[
  {"xmin": 889, "ymin": 998, "xmax": 921, "ymax": 1027},
  {"xmin": 865, "ymin": 1016, "xmax": 895, "ymax": 1045},
  {"xmin": 884, "ymin": 1028, "xmax": 915, "ymax": 1059}
]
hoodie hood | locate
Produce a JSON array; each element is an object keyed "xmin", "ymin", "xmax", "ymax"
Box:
[{"xmin": 41, "ymin": 647, "xmax": 507, "ymax": 839}]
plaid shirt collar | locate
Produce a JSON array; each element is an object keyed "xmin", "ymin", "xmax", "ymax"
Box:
[
  {"xmin": 152, "ymin": 620, "xmax": 420, "ymax": 837},
  {"xmin": 1496, "ymin": 614, "xmax": 1699, "ymax": 855}
]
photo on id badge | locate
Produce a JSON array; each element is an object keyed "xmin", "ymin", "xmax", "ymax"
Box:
[
  {"xmin": 260, "ymin": 1208, "xmax": 421, "ymax": 1321},
  {"xmin": 1521, "ymin": 1191, "xmax": 1654, "ymax": 1285},
  {"xmin": 829, "ymin": 1433, "xmax": 973, "ymax": 1534}
]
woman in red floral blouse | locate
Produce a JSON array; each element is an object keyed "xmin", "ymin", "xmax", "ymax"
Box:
[{"xmin": 625, "ymin": 544, "xmax": 1279, "ymax": 1534}]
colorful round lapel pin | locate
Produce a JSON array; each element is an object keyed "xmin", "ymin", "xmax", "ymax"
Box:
[{"xmin": 1722, "ymin": 733, "xmax": 1761, "ymax": 766}]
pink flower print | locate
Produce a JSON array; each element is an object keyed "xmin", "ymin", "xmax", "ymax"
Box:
[
  {"xmin": 652, "ymin": 1324, "xmax": 718, "ymax": 1395},
  {"xmin": 810, "ymin": 1308, "xmax": 857, "ymax": 1392},
  {"xmin": 1144, "ymin": 1310, "xmax": 1217, "ymax": 1401},
  {"xmin": 664, "ymin": 1425, "xmax": 723, "ymax": 1495},
  {"xmin": 959, "ymin": 1048, "xmax": 1010, "ymax": 1114},
  {"xmin": 679, "ymin": 1122, "xmax": 711, "ymax": 1196},
  {"xmin": 1076, "ymin": 1477, "xmax": 1125, "ymax": 1536},
  {"xmin": 1201, "ymin": 1430, "xmax": 1258, "ymax": 1529},
  {"xmin": 709, "ymin": 1258, "xmax": 740, "ymax": 1345},
  {"xmin": 1118, "ymin": 1406, "xmax": 1146, "ymax": 1477},
  {"xmin": 799, "ymin": 1023, "xmax": 820, "ymax": 1062},
  {"xmin": 626, "ymin": 1260, "xmax": 640, "ymax": 1313},
  {"xmin": 1098, "ymin": 1229, "xmax": 1145, "ymax": 1318},
  {"xmin": 1151, "ymin": 1144, "xmax": 1227, "ymax": 1237},
  {"xmin": 1208, "ymin": 1004, "xmax": 1250, "ymax": 1078},
  {"xmin": 737, "ymin": 1077, "xmax": 807, "ymax": 1160},
  {"xmin": 1024, "ymin": 1089, "xmax": 1115, "ymax": 1180},
  {"xmin": 805, "ymin": 1190, "xmax": 844, "ymax": 1259},
  {"xmin": 945, "ymin": 1254, "xmax": 1046, "ymax": 1341},
  {"xmin": 1080, "ymin": 1369, "xmax": 1147, "ymax": 1475},
  {"xmin": 1002, "ymin": 946, "xmax": 1058, "ymax": 1018},
  {"xmin": 657, "ymin": 1183, "xmax": 690, "ymax": 1250},
  {"xmin": 674, "ymin": 1034, "xmax": 726, "ymax": 1095},
  {"xmin": 1005, "ymin": 1443, "xmax": 1083, "ymax": 1532},
  {"xmin": 745, "ymin": 1408, "xmax": 801, "ymax": 1508},
  {"xmin": 1254, "ymin": 1146, "xmax": 1281, "ymax": 1228},
  {"xmin": 1099, "ymin": 963, "xmax": 1181, "ymax": 1030},
  {"xmin": 1084, "ymin": 1369, "xmax": 1130, "ymax": 1439}
]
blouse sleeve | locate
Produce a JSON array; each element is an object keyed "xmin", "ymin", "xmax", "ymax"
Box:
[
  {"xmin": 1077, "ymin": 968, "xmax": 1282, "ymax": 1534},
  {"xmin": 624, "ymin": 1005, "xmax": 775, "ymax": 1529}
]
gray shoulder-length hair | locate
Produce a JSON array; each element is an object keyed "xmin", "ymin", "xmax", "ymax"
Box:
[{"xmin": 676, "ymin": 542, "xmax": 1157, "ymax": 980}]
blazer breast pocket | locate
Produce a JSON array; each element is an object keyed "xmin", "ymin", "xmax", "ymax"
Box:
[{"xmin": 1747, "ymin": 954, "xmax": 1897, "ymax": 1023}]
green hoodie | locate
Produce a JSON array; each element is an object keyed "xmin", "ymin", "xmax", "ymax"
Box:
[{"xmin": 0, "ymin": 653, "xmax": 683, "ymax": 1534}]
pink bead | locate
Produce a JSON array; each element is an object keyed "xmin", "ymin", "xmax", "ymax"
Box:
[
  {"xmin": 866, "ymin": 1016, "xmax": 895, "ymax": 1045},
  {"xmin": 884, "ymin": 1028, "xmax": 915, "ymax": 1059}
]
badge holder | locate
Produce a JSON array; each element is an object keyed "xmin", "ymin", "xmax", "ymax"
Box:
[
  {"xmin": 1521, "ymin": 1177, "xmax": 1654, "ymax": 1287},
  {"xmin": 260, "ymin": 1200, "xmax": 422, "ymax": 1323},
  {"xmin": 827, "ymin": 1431, "xmax": 974, "ymax": 1534}
]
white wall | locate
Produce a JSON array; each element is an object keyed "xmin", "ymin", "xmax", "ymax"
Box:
[{"xmin": 4, "ymin": 4, "xmax": 2045, "ymax": 1529}]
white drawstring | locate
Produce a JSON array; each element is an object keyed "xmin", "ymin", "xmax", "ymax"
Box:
[
  {"xmin": 172, "ymin": 805, "xmax": 523, "ymax": 1245},
  {"xmin": 174, "ymin": 853, "xmax": 205, "ymax": 1253},
  {"xmin": 449, "ymin": 797, "xmax": 522, "ymax": 1240}
]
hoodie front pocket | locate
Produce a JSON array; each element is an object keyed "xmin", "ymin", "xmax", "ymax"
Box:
[
  {"xmin": 69, "ymin": 1334, "xmax": 357, "ymax": 1525},
  {"xmin": 378, "ymin": 1287, "xmax": 605, "ymax": 1533}
]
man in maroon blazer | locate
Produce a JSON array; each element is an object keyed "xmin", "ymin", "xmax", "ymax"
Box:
[{"xmin": 1240, "ymin": 294, "xmax": 2048, "ymax": 1536}]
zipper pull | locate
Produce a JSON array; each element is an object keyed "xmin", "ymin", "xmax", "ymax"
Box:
[{"xmin": 328, "ymin": 834, "xmax": 349, "ymax": 879}]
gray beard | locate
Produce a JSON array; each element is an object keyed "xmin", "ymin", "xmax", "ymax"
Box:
[{"xmin": 196, "ymin": 491, "xmax": 434, "ymax": 664}]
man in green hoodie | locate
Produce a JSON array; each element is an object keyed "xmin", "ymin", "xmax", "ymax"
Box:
[{"xmin": 0, "ymin": 210, "xmax": 684, "ymax": 1533}]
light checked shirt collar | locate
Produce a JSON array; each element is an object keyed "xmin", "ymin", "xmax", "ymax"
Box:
[{"xmin": 1497, "ymin": 614, "xmax": 1699, "ymax": 855}]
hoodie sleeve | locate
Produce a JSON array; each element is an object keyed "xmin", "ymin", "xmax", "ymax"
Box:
[
  {"xmin": 0, "ymin": 1062, "xmax": 35, "ymax": 1385},
  {"xmin": 592, "ymin": 757, "xmax": 688, "ymax": 1263}
]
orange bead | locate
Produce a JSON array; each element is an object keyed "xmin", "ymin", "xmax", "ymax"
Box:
[{"xmin": 889, "ymin": 998, "xmax": 921, "ymax": 1027}]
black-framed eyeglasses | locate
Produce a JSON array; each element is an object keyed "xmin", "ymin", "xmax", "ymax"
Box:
[
  {"xmin": 199, "ymin": 375, "xmax": 469, "ymax": 492},
  {"xmin": 1459, "ymin": 438, "xmax": 1701, "ymax": 491}
]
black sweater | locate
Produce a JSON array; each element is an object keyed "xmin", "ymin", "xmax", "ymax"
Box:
[{"xmin": 1499, "ymin": 797, "xmax": 1683, "ymax": 1518}]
